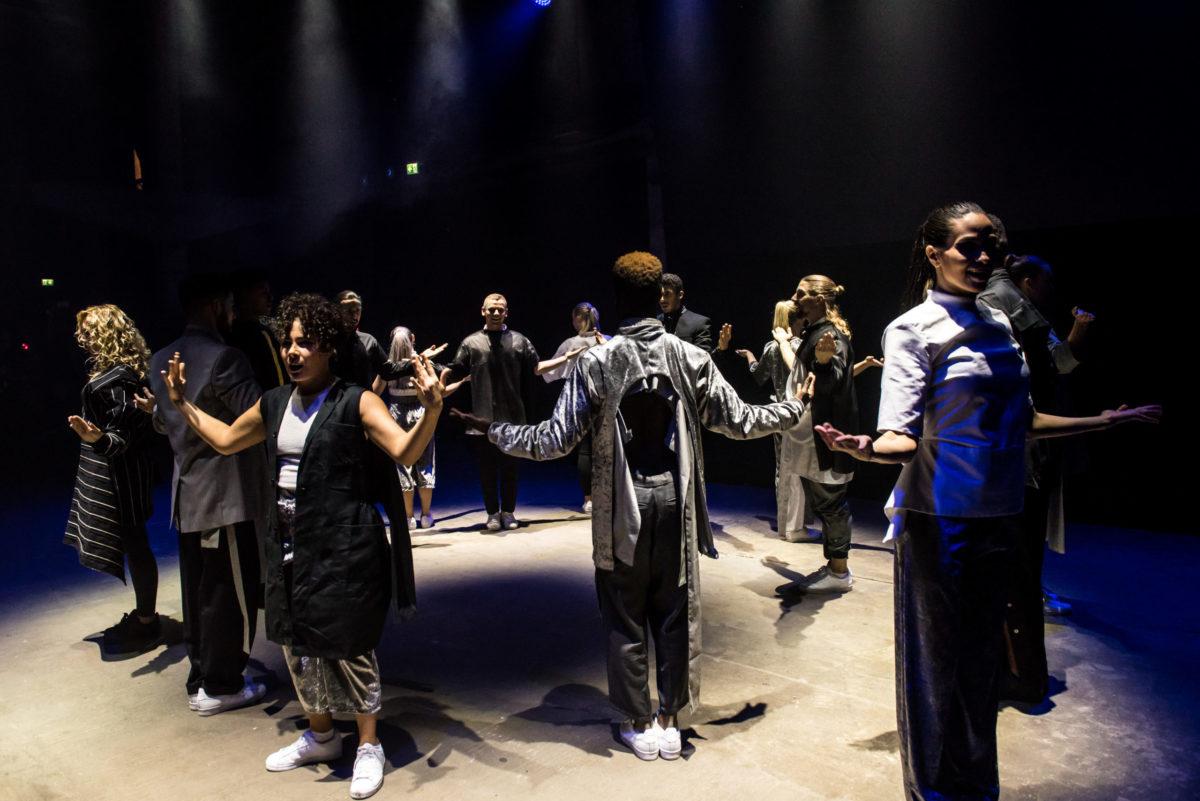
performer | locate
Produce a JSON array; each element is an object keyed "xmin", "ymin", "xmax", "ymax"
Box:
[
  {"xmin": 229, "ymin": 269, "xmax": 287, "ymax": 390},
  {"xmin": 657, "ymin": 273, "xmax": 714, "ymax": 351},
  {"xmin": 737, "ymin": 301, "xmax": 809, "ymax": 540},
  {"xmin": 541, "ymin": 302, "xmax": 608, "ymax": 514},
  {"xmin": 148, "ymin": 274, "xmax": 267, "ymax": 717},
  {"xmin": 385, "ymin": 326, "xmax": 458, "ymax": 530},
  {"xmin": 978, "ymin": 245, "xmax": 1095, "ymax": 702},
  {"xmin": 335, "ymin": 290, "xmax": 389, "ymax": 393},
  {"xmin": 159, "ymin": 292, "xmax": 443, "ymax": 800},
  {"xmin": 64, "ymin": 304, "xmax": 160, "ymax": 656},
  {"xmin": 453, "ymin": 251, "xmax": 805, "ymax": 761},
  {"xmin": 441, "ymin": 293, "xmax": 540, "ymax": 531},
  {"xmin": 773, "ymin": 276, "xmax": 861, "ymax": 592},
  {"xmin": 816, "ymin": 201, "xmax": 1159, "ymax": 801}
]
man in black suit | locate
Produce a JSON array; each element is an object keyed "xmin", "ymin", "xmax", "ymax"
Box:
[{"xmin": 657, "ymin": 273, "xmax": 714, "ymax": 351}]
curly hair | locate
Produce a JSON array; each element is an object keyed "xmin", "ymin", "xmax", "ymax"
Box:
[
  {"xmin": 797, "ymin": 274, "xmax": 852, "ymax": 338},
  {"xmin": 614, "ymin": 251, "xmax": 663, "ymax": 289},
  {"xmin": 75, "ymin": 305, "xmax": 151, "ymax": 381},
  {"xmin": 273, "ymin": 292, "xmax": 347, "ymax": 353}
]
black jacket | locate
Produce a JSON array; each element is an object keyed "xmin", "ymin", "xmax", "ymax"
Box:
[
  {"xmin": 658, "ymin": 307, "xmax": 714, "ymax": 351},
  {"xmin": 798, "ymin": 320, "xmax": 859, "ymax": 475},
  {"xmin": 260, "ymin": 380, "xmax": 415, "ymax": 659}
]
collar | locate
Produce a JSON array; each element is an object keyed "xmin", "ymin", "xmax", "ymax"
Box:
[
  {"xmin": 618, "ymin": 317, "xmax": 665, "ymax": 335},
  {"xmin": 929, "ymin": 288, "xmax": 978, "ymax": 307}
]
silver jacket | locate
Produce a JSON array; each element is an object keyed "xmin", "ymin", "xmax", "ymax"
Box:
[{"xmin": 489, "ymin": 317, "xmax": 803, "ymax": 707}]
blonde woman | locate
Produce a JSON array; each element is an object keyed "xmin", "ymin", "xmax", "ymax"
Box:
[{"xmin": 64, "ymin": 304, "xmax": 160, "ymax": 657}]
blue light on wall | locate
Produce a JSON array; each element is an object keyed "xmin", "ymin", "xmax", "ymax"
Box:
[{"xmin": 533, "ymin": 0, "xmax": 551, "ymax": 7}]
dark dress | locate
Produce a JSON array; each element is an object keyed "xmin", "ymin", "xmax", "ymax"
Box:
[{"xmin": 63, "ymin": 366, "xmax": 155, "ymax": 581}]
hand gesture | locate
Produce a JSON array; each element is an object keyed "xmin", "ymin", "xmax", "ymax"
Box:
[
  {"xmin": 860, "ymin": 355, "xmax": 883, "ymax": 370},
  {"xmin": 735, "ymin": 348, "xmax": 757, "ymax": 366},
  {"xmin": 592, "ymin": 330, "xmax": 605, "ymax": 345},
  {"xmin": 797, "ymin": 373, "xmax": 816, "ymax": 402},
  {"xmin": 163, "ymin": 352, "xmax": 187, "ymax": 405},
  {"xmin": 717, "ymin": 323, "xmax": 733, "ymax": 351},
  {"xmin": 449, "ymin": 407, "xmax": 490, "ymax": 433},
  {"xmin": 420, "ymin": 342, "xmax": 448, "ymax": 361},
  {"xmin": 133, "ymin": 388, "xmax": 156, "ymax": 414},
  {"xmin": 1071, "ymin": 307, "xmax": 1095, "ymax": 326},
  {"xmin": 814, "ymin": 422, "xmax": 874, "ymax": 462},
  {"xmin": 565, "ymin": 345, "xmax": 588, "ymax": 361},
  {"xmin": 772, "ymin": 326, "xmax": 792, "ymax": 346},
  {"xmin": 1100, "ymin": 404, "xmax": 1162, "ymax": 426},
  {"xmin": 441, "ymin": 374, "xmax": 470, "ymax": 398},
  {"xmin": 814, "ymin": 331, "xmax": 837, "ymax": 365},
  {"xmin": 67, "ymin": 415, "xmax": 103, "ymax": 444},
  {"xmin": 412, "ymin": 355, "xmax": 444, "ymax": 410}
]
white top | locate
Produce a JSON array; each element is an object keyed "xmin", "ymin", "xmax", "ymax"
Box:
[
  {"xmin": 276, "ymin": 385, "xmax": 332, "ymax": 492},
  {"xmin": 541, "ymin": 333, "xmax": 608, "ymax": 383},
  {"xmin": 878, "ymin": 289, "xmax": 1031, "ymax": 537}
]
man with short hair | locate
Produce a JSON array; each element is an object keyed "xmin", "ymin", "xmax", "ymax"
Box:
[
  {"xmin": 657, "ymin": 273, "xmax": 714, "ymax": 351},
  {"xmin": 334, "ymin": 290, "xmax": 390, "ymax": 393},
  {"xmin": 454, "ymin": 253, "xmax": 804, "ymax": 759},
  {"xmin": 149, "ymin": 273, "xmax": 267, "ymax": 716},
  {"xmin": 229, "ymin": 269, "xmax": 287, "ymax": 391},
  {"xmin": 442, "ymin": 293, "xmax": 540, "ymax": 531}
]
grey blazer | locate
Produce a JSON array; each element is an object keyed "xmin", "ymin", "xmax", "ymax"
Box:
[{"xmin": 151, "ymin": 325, "xmax": 268, "ymax": 532}]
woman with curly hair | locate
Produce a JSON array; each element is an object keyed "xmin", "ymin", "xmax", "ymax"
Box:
[
  {"xmin": 159, "ymin": 292, "xmax": 444, "ymax": 800},
  {"xmin": 64, "ymin": 304, "xmax": 160, "ymax": 656}
]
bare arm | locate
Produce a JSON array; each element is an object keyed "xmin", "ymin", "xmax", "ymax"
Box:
[
  {"xmin": 162, "ymin": 354, "xmax": 267, "ymax": 454},
  {"xmin": 814, "ymin": 425, "xmax": 917, "ymax": 465},
  {"xmin": 773, "ymin": 327, "xmax": 797, "ymax": 372},
  {"xmin": 360, "ymin": 355, "xmax": 444, "ymax": 465},
  {"xmin": 536, "ymin": 345, "xmax": 587, "ymax": 376},
  {"xmin": 853, "ymin": 355, "xmax": 884, "ymax": 377},
  {"xmin": 1029, "ymin": 404, "xmax": 1160, "ymax": 440}
]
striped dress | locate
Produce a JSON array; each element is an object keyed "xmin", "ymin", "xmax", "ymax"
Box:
[{"xmin": 63, "ymin": 366, "xmax": 155, "ymax": 581}]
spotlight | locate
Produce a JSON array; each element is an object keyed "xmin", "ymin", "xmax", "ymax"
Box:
[{"xmin": 533, "ymin": 0, "xmax": 551, "ymax": 6}]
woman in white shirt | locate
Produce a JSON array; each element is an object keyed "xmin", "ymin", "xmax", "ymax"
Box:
[
  {"xmin": 385, "ymin": 326, "xmax": 439, "ymax": 529},
  {"xmin": 816, "ymin": 202, "xmax": 1159, "ymax": 801}
]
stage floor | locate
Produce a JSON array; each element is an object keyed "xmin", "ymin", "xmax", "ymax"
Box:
[{"xmin": 2, "ymin": 480, "xmax": 1198, "ymax": 801}]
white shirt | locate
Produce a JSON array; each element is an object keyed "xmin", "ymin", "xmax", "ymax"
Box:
[
  {"xmin": 878, "ymin": 289, "xmax": 1031, "ymax": 535},
  {"xmin": 276, "ymin": 385, "xmax": 332, "ymax": 492}
]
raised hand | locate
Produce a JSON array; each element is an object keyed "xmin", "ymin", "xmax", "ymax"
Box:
[
  {"xmin": 411, "ymin": 355, "xmax": 445, "ymax": 410},
  {"xmin": 449, "ymin": 407, "xmax": 489, "ymax": 433},
  {"xmin": 1100, "ymin": 404, "xmax": 1162, "ymax": 426},
  {"xmin": 441, "ymin": 374, "xmax": 470, "ymax": 398},
  {"xmin": 735, "ymin": 348, "xmax": 757, "ymax": 366},
  {"xmin": 133, "ymin": 388, "xmax": 156, "ymax": 414},
  {"xmin": 565, "ymin": 345, "xmax": 588, "ymax": 360},
  {"xmin": 717, "ymin": 323, "xmax": 733, "ymax": 351},
  {"xmin": 592, "ymin": 330, "xmax": 605, "ymax": 345},
  {"xmin": 798, "ymin": 373, "xmax": 816, "ymax": 402},
  {"xmin": 814, "ymin": 422, "xmax": 874, "ymax": 461},
  {"xmin": 772, "ymin": 326, "xmax": 792, "ymax": 346},
  {"xmin": 67, "ymin": 415, "xmax": 103, "ymax": 443},
  {"xmin": 420, "ymin": 342, "xmax": 448, "ymax": 361},
  {"xmin": 814, "ymin": 331, "xmax": 837, "ymax": 364},
  {"xmin": 1071, "ymin": 307, "xmax": 1095, "ymax": 326},
  {"xmin": 861, "ymin": 355, "xmax": 883, "ymax": 369},
  {"xmin": 163, "ymin": 352, "xmax": 187, "ymax": 405}
]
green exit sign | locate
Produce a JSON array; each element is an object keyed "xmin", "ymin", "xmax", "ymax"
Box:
[
  {"xmin": 41, "ymin": 278, "xmax": 55, "ymax": 287},
  {"xmin": 406, "ymin": 162, "xmax": 420, "ymax": 175}
]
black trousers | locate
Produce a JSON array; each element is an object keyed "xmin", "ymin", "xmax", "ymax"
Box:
[
  {"xmin": 474, "ymin": 437, "xmax": 519, "ymax": 514},
  {"xmin": 595, "ymin": 473, "xmax": 689, "ymax": 720},
  {"xmin": 801, "ymin": 478, "xmax": 853, "ymax": 560},
  {"xmin": 576, "ymin": 433, "xmax": 593, "ymax": 498},
  {"xmin": 1001, "ymin": 485, "xmax": 1050, "ymax": 701},
  {"xmin": 895, "ymin": 512, "xmax": 1017, "ymax": 801},
  {"xmin": 179, "ymin": 520, "xmax": 261, "ymax": 696},
  {"xmin": 120, "ymin": 523, "xmax": 159, "ymax": 617}
]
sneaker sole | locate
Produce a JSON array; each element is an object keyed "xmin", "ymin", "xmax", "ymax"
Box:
[
  {"xmin": 196, "ymin": 686, "xmax": 267, "ymax": 717},
  {"xmin": 350, "ymin": 781, "xmax": 384, "ymax": 800},
  {"xmin": 659, "ymin": 746, "xmax": 681, "ymax": 760},
  {"xmin": 265, "ymin": 752, "xmax": 341, "ymax": 772}
]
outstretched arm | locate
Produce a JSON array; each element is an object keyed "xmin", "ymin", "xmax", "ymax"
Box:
[
  {"xmin": 162, "ymin": 353, "xmax": 267, "ymax": 454},
  {"xmin": 853, "ymin": 355, "xmax": 884, "ymax": 377},
  {"xmin": 1029, "ymin": 404, "xmax": 1160, "ymax": 440},
  {"xmin": 815, "ymin": 425, "xmax": 917, "ymax": 465},
  {"xmin": 361, "ymin": 355, "xmax": 444, "ymax": 465},
  {"xmin": 536, "ymin": 345, "xmax": 587, "ymax": 376},
  {"xmin": 697, "ymin": 355, "xmax": 804, "ymax": 439}
]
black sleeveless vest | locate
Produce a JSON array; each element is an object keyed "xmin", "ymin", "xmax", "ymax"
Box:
[{"xmin": 260, "ymin": 380, "xmax": 415, "ymax": 659}]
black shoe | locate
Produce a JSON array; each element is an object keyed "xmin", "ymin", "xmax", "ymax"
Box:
[{"xmin": 102, "ymin": 611, "xmax": 164, "ymax": 657}]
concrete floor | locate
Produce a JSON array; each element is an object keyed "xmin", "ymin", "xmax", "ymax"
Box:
[{"xmin": 2, "ymin": 489, "xmax": 1198, "ymax": 801}]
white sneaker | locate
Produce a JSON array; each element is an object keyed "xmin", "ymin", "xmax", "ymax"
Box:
[
  {"xmin": 581, "ymin": 500, "xmax": 593, "ymax": 515},
  {"xmin": 187, "ymin": 691, "xmax": 201, "ymax": 711},
  {"xmin": 265, "ymin": 730, "xmax": 343, "ymax": 771},
  {"xmin": 193, "ymin": 679, "xmax": 267, "ymax": 716},
  {"xmin": 350, "ymin": 742, "xmax": 385, "ymax": 799},
  {"xmin": 619, "ymin": 720, "xmax": 659, "ymax": 761},
  {"xmin": 801, "ymin": 565, "xmax": 854, "ymax": 593},
  {"xmin": 652, "ymin": 719, "xmax": 681, "ymax": 760},
  {"xmin": 782, "ymin": 527, "xmax": 823, "ymax": 543},
  {"xmin": 485, "ymin": 513, "xmax": 502, "ymax": 532},
  {"xmin": 500, "ymin": 512, "xmax": 519, "ymax": 530},
  {"xmin": 409, "ymin": 516, "xmax": 420, "ymax": 530},
  {"xmin": 421, "ymin": 513, "xmax": 434, "ymax": 529}
]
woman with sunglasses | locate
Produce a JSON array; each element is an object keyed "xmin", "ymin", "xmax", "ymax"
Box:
[{"xmin": 816, "ymin": 202, "xmax": 1160, "ymax": 801}]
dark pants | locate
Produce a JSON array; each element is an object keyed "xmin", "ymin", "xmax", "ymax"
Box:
[
  {"xmin": 576, "ymin": 433, "xmax": 593, "ymax": 498},
  {"xmin": 896, "ymin": 512, "xmax": 1017, "ymax": 801},
  {"xmin": 801, "ymin": 478, "xmax": 853, "ymax": 560},
  {"xmin": 121, "ymin": 523, "xmax": 159, "ymax": 617},
  {"xmin": 179, "ymin": 520, "xmax": 261, "ymax": 696},
  {"xmin": 474, "ymin": 437, "xmax": 519, "ymax": 514},
  {"xmin": 595, "ymin": 472, "xmax": 689, "ymax": 720},
  {"xmin": 1001, "ymin": 485, "xmax": 1050, "ymax": 701}
]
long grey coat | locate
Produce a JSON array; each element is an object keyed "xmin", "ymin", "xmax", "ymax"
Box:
[{"xmin": 489, "ymin": 317, "xmax": 803, "ymax": 708}]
